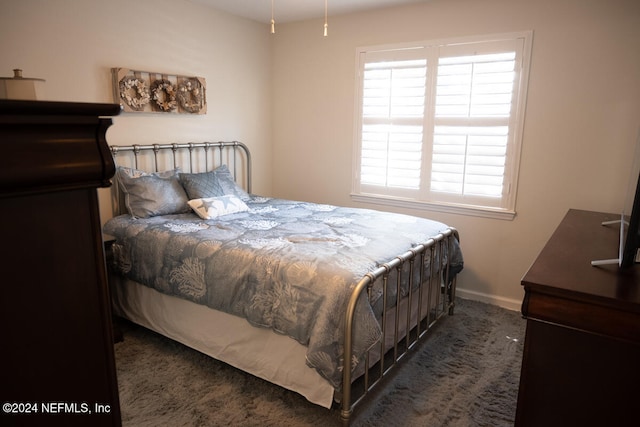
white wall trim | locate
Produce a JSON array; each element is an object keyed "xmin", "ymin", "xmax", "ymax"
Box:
[
  {"xmin": 456, "ymin": 288, "xmax": 523, "ymax": 312},
  {"xmin": 351, "ymin": 193, "xmax": 517, "ymax": 220}
]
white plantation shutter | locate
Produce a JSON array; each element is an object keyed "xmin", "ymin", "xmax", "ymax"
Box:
[
  {"xmin": 361, "ymin": 124, "xmax": 423, "ymax": 189},
  {"xmin": 354, "ymin": 33, "xmax": 531, "ymax": 218},
  {"xmin": 431, "ymin": 47, "xmax": 518, "ymax": 206},
  {"xmin": 360, "ymin": 57, "xmax": 427, "ymax": 191},
  {"xmin": 431, "ymin": 125, "xmax": 509, "ymax": 198}
]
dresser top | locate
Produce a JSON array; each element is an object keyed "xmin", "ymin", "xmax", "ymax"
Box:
[
  {"xmin": 0, "ymin": 100, "xmax": 119, "ymax": 195},
  {"xmin": 522, "ymin": 209, "xmax": 640, "ymax": 311},
  {"xmin": 0, "ymin": 99, "xmax": 121, "ymax": 117}
]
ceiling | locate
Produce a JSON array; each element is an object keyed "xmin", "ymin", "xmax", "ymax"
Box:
[{"xmin": 191, "ymin": 0, "xmax": 426, "ymax": 24}]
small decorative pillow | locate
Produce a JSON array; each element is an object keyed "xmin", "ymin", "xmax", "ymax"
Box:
[
  {"xmin": 187, "ymin": 195, "xmax": 250, "ymax": 219},
  {"xmin": 116, "ymin": 166, "xmax": 190, "ymax": 218}
]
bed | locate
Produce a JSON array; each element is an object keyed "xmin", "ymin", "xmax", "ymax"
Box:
[{"xmin": 104, "ymin": 141, "xmax": 463, "ymax": 424}]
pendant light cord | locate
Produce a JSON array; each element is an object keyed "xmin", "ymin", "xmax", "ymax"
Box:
[
  {"xmin": 271, "ymin": 0, "xmax": 275, "ymax": 34},
  {"xmin": 324, "ymin": 0, "xmax": 328, "ymax": 37},
  {"xmin": 270, "ymin": 1, "xmax": 328, "ymax": 37}
]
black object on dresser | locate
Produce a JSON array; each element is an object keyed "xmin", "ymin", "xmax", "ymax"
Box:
[
  {"xmin": 0, "ymin": 100, "xmax": 122, "ymax": 426},
  {"xmin": 516, "ymin": 209, "xmax": 640, "ymax": 427}
]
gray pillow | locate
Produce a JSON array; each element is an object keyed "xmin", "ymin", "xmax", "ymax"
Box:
[
  {"xmin": 214, "ymin": 165, "xmax": 250, "ymax": 201},
  {"xmin": 117, "ymin": 167, "xmax": 190, "ymax": 218},
  {"xmin": 179, "ymin": 170, "xmax": 223, "ymax": 200},
  {"xmin": 180, "ymin": 165, "xmax": 250, "ymax": 201}
]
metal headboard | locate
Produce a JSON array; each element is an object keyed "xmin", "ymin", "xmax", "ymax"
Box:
[
  {"xmin": 109, "ymin": 141, "xmax": 252, "ymax": 215},
  {"xmin": 109, "ymin": 141, "xmax": 251, "ymax": 191}
]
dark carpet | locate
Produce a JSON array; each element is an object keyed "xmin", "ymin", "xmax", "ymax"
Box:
[{"xmin": 114, "ymin": 298, "xmax": 525, "ymax": 426}]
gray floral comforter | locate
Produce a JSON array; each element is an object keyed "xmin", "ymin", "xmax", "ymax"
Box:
[{"xmin": 104, "ymin": 196, "xmax": 463, "ymax": 387}]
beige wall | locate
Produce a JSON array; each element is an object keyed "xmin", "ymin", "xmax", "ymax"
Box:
[
  {"xmin": 271, "ymin": 0, "xmax": 640, "ymax": 308},
  {"xmin": 2, "ymin": 0, "xmax": 639, "ymax": 309},
  {"xmin": 0, "ymin": 0, "xmax": 273, "ymax": 225}
]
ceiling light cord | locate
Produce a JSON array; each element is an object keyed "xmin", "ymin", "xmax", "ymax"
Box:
[
  {"xmin": 270, "ymin": 1, "xmax": 328, "ymax": 37},
  {"xmin": 324, "ymin": 0, "xmax": 328, "ymax": 37},
  {"xmin": 271, "ymin": 0, "xmax": 275, "ymax": 34}
]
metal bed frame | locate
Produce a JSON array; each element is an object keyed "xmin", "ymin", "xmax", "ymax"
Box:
[{"xmin": 109, "ymin": 141, "xmax": 459, "ymax": 426}]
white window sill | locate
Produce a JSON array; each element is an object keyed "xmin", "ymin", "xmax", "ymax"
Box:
[{"xmin": 350, "ymin": 193, "xmax": 516, "ymax": 221}]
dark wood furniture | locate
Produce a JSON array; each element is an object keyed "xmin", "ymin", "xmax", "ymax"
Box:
[
  {"xmin": 516, "ymin": 209, "xmax": 640, "ymax": 427},
  {"xmin": 0, "ymin": 100, "xmax": 122, "ymax": 426},
  {"xmin": 104, "ymin": 239, "xmax": 123, "ymax": 343}
]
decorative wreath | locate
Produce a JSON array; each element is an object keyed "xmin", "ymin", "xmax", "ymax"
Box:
[
  {"xmin": 119, "ymin": 78, "xmax": 150, "ymax": 111},
  {"xmin": 177, "ymin": 78, "xmax": 203, "ymax": 113},
  {"xmin": 151, "ymin": 79, "xmax": 177, "ymax": 112}
]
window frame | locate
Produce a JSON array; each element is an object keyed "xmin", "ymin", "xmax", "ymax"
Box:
[{"xmin": 351, "ymin": 31, "xmax": 533, "ymax": 220}]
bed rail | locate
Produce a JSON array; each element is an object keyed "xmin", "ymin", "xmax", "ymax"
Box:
[
  {"xmin": 341, "ymin": 227, "xmax": 459, "ymax": 425},
  {"xmin": 109, "ymin": 141, "xmax": 252, "ymax": 193}
]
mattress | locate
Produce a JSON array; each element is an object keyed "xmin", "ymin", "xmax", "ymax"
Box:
[{"xmin": 111, "ymin": 274, "xmax": 336, "ymax": 408}]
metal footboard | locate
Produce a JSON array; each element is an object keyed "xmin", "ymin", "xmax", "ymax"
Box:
[{"xmin": 341, "ymin": 227, "xmax": 459, "ymax": 425}]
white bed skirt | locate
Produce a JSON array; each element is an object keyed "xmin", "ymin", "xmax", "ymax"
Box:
[
  {"xmin": 110, "ymin": 275, "xmax": 336, "ymax": 409},
  {"xmin": 111, "ymin": 271, "xmax": 445, "ymax": 412}
]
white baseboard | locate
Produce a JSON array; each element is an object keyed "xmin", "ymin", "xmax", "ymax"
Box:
[{"xmin": 456, "ymin": 288, "xmax": 522, "ymax": 312}]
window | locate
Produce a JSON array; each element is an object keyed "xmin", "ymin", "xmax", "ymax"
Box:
[{"xmin": 352, "ymin": 32, "xmax": 532, "ymax": 219}]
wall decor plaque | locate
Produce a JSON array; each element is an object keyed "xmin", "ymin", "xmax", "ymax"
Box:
[{"xmin": 112, "ymin": 68, "xmax": 206, "ymax": 115}]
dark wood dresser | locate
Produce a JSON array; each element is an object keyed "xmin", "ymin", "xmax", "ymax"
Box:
[
  {"xmin": 516, "ymin": 209, "xmax": 640, "ymax": 427},
  {"xmin": 0, "ymin": 100, "xmax": 122, "ymax": 426}
]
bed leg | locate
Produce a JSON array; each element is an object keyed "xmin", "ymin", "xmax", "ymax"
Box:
[
  {"xmin": 340, "ymin": 408, "xmax": 352, "ymax": 426},
  {"xmin": 447, "ymin": 277, "xmax": 457, "ymax": 315}
]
